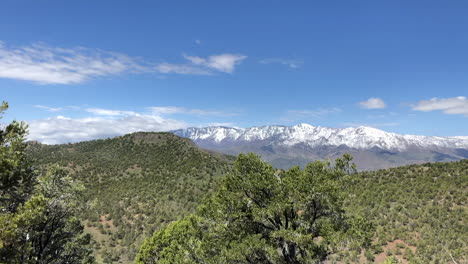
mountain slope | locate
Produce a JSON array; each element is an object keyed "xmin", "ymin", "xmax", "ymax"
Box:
[
  {"xmin": 27, "ymin": 132, "xmax": 233, "ymax": 263},
  {"xmin": 341, "ymin": 159, "xmax": 468, "ymax": 263},
  {"xmin": 173, "ymin": 124, "xmax": 468, "ymax": 170},
  {"xmin": 134, "ymin": 154, "xmax": 467, "ymax": 264},
  {"xmin": 25, "ymin": 132, "xmax": 467, "ymax": 263}
]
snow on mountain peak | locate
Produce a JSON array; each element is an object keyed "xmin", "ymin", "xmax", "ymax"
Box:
[
  {"xmin": 172, "ymin": 124, "xmax": 468, "ymax": 151},
  {"xmin": 293, "ymin": 123, "xmax": 315, "ymax": 129}
]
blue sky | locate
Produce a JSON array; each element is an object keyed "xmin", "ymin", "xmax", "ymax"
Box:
[{"xmin": 1, "ymin": 0, "xmax": 467, "ymax": 143}]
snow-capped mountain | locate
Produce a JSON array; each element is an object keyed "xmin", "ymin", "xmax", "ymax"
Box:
[
  {"xmin": 172, "ymin": 124, "xmax": 468, "ymax": 170},
  {"xmin": 173, "ymin": 123, "xmax": 468, "ymax": 151}
]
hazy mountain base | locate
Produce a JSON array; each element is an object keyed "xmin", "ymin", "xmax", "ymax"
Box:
[{"xmin": 193, "ymin": 140, "xmax": 468, "ymax": 170}]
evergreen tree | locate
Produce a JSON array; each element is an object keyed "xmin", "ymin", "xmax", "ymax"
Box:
[
  {"xmin": 136, "ymin": 153, "xmax": 372, "ymax": 264},
  {"xmin": 0, "ymin": 102, "xmax": 93, "ymax": 263},
  {"xmin": 0, "ymin": 101, "xmax": 36, "ymax": 212}
]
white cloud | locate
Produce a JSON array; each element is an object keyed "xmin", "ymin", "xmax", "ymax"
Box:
[
  {"xmin": 359, "ymin": 97, "xmax": 386, "ymax": 109},
  {"xmin": 183, "ymin": 54, "xmax": 247, "ymax": 73},
  {"xmin": 27, "ymin": 115, "xmax": 187, "ymax": 144},
  {"xmin": 155, "ymin": 63, "xmax": 212, "ymax": 75},
  {"xmin": 206, "ymin": 122, "xmax": 235, "ymax": 127},
  {"xmin": 341, "ymin": 122, "xmax": 399, "ymax": 128},
  {"xmin": 0, "ymin": 41, "xmax": 247, "ymax": 83},
  {"xmin": 86, "ymin": 108, "xmax": 138, "ymax": 116},
  {"xmin": 412, "ymin": 96, "xmax": 468, "ymax": 116},
  {"xmin": 194, "ymin": 39, "xmax": 202, "ymax": 45},
  {"xmin": 26, "ymin": 105, "xmax": 237, "ymax": 144},
  {"xmin": 259, "ymin": 58, "xmax": 303, "ymax": 69},
  {"xmin": 149, "ymin": 106, "xmax": 236, "ymax": 117},
  {"xmin": 0, "ymin": 41, "xmax": 144, "ymax": 84},
  {"xmin": 156, "ymin": 53, "xmax": 247, "ymax": 75},
  {"xmin": 33, "ymin": 105, "xmax": 63, "ymax": 112},
  {"xmin": 148, "ymin": 106, "xmax": 185, "ymax": 115}
]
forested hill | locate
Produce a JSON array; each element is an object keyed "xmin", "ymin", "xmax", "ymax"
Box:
[
  {"xmin": 26, "ymin": 132, "xmax": 234, "ymax": 263},
  {"xmin": 25, "ymin": 132, "xmax": 467, "ymax": 263},
  {"xmin": 342, "ymin": 159, "xmax": 467, "ymax": 263},
  {"xmin": 135, "ymin": 157, "xmax": 467, "ymax": 264}
]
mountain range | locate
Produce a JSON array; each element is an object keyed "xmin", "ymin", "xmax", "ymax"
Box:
[
  {"xmin": 172, "ymin": 123, "xmax": 468, "ymax": 170},
  {"xmin": 25, "ymin": 131, "xmax": 468, "ymax": 263}
]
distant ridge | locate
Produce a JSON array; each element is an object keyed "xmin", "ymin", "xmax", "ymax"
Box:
[{"xmin": 172, "ymin": 124, "xmax": 468, "ymax": 170}]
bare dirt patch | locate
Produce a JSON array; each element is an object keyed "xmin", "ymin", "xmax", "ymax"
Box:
[{"xmin": 374, "ymin": 239, "xmax": 415, "ymax": 264}]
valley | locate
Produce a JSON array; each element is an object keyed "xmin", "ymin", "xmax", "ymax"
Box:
[
  {"xmin": 25, "ymin": 132, "xmax": 468, "ymax": 263},
  {"xmin": 3, "ymin": 2, "xmax": 468, "ymax": 263}
]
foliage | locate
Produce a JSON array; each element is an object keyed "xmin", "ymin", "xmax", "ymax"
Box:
[
  {"xmin": 0, "ymin": 102, "xmax": 93, "ymax": 263},
  {"xmin": 137, "ymin": 154, "xmax": 467, "ymax": 264},
  {"xmin": 1, "ymin": 167, "xmax": 93, "ymax": 263},
  {"xmin": 0, "ymin": 101, "xmax": 36, "ymax": 212},
  {"xmin": 136, "ymin": 215, "xmax": 206, "ymax": 264},
  {"xmin": 381, "ymin": 256, "xmax": 398, "ymax": 264},
  {"xmin": 136, "ymin": 153, "xmax": 371, "ymax": 264},
  {"xmin": 27, "ymin": 131, "xmax": 233, "ymax": 262},
  {"xmin": 24, "ymin": 103, "xmax": 467, "ymax": 263},
  {"xmin": 342, "ymin": 159, "xmax": 468, "ymax": 263}
]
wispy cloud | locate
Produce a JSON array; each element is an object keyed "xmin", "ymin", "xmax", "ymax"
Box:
[
  {"xmin": 206, "ymin": 122, "xmax": 236, "ymax": 127},
  {"xmin": 33, "ymin": 105, "xmax": 63, "ymax": 112},
  {"xmin": 341, "ymin": 122, "xmax": 399, "ymax": 128},
  {"xmin": 154, "ymin": 54, "xmax": 247, "ymax": 75},
  {"xmin": 0, "ymin": 41, "xmax": 247, "ymax": 83},
  {"xmin": 155, "ymin": 63, "xmax": 212, "ymax": 75},
  {"xmin": 259, "ymin": 58, "xmax": 303, "ymax": 69},
  {"xmin": 149, "ymin": 106, "xmax": 237, "ymax": 117},
  {"xmin": 148, "ymin": 106, "xmax": 185, "ymax": 115},
  {"xmin": 0, "ymin": 41, "xmax": 144, "ymax": 84},
  {"xmin": 412, "ymin": 96, "xmax": 468, "ymax": 116},
  {"xmin": 86, "ymin": 108, "xmax": 138, "ymax": 116},
  {"xmin": 358, "ymin": 97, "xmax": 386, "ymax": 109},
  {"xmin": 183, "ymin": 54, "xmax": 247, "ymax": 73}
]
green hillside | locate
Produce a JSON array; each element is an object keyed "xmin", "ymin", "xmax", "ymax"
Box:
[
  {"xmin": 341, "ymin": 159, "xmax": 467, "ymax": 263},
  {"xmin": 26, "ymin": 133, "xmax": 467, "ymax": 263},
  {"xmin": 133, "ymin": 156, "xmax": 467, "ymax": 264},
  {"xmin": 26, "ymin": 132, "xmax": 233, "ymax": 263}
]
